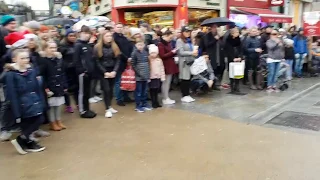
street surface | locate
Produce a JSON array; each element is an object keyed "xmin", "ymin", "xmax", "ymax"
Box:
[{"xmin": 1, "ymin": 77, "xmax": 320, "ymax": 180}]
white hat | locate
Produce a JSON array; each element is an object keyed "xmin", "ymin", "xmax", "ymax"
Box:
[
  {"xmin": 284, "ymin": 38, "xmax": 294, "ymax": 46},
  {"xmin": 279, "ymin": 28, "xmax": 285, "ymax": 32},
  {"xmin": 148, "ymin": 44, "xmax": 159, "ymax": 54},
  {"xmin": 24, "ymin": 33, "xmax": 38, "ymax": 40},
  {"xmin": 130, "ymin": 27, "xmax": 141, "ymax": 37}
]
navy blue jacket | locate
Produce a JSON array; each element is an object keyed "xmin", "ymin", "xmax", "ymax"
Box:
[
  {"xmin": 113, "ymin": 33, "xmax": 134, "ymax": 73},
  {"xmin": 42, "ymin": 56, "xmax": 68, "ymax": 97},
  {"xmin": 6, "ymin": 66, "xmax": 45, "ymax": 119},
  {"xmin": 245, "ymin": 36, "xmax": 262, "ymax": 59}
]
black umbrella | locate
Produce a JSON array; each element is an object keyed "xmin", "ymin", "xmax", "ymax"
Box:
[
  {"xmin": 201, "ymin": 17, "xmax": 235, "ymax": 27},
  {"xmin": 41, "ymin": 17, "xmax": 75, "ymax": 28}
]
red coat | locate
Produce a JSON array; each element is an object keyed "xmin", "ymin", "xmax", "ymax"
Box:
[{"xmin": 158, "ymin": 40, "xmax": 179, "ymax": 75}]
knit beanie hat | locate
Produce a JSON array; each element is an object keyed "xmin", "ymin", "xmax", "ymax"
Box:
[
  {"xmin": 148, "ymin": 44, "xmax": 159, "ymax": 55},
  {"xmin": 1, "ymin": 15, "xmax": 15, "ymax": 26},
  {"xmin": 130, "ymin": 27, "xmax": 141, "ymax": 37},
  {"xmin": 65, "ymin": 28, "xmax": 75, "ymax": 36},
  {"xmin": 4, "ymin": 32, "xmax": 28, "ymax": 49},
  {"xmin": 27, "ymin": 20, "xmax": 41, "ymax": 30}
]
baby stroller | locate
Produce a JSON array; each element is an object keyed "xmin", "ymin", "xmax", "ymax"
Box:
[{"xmin": 258, "ymin": 54, "xmax": 289, "ymax": 91}]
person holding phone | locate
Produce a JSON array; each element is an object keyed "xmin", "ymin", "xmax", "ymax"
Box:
[{"xmin": 158, "ymin": 28, "xmax": 178, "ymax": 105}]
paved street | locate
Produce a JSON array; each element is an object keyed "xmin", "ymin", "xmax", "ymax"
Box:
[{"xmin": 1, "ymin": 78, "xmax": 320, "ymax": 180}]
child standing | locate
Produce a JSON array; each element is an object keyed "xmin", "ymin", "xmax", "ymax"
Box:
[
  {"xmin": 148, "ymin": 44, "xmax": 165, "ymax": 108},
  {"xmin": 6, "ymin": 49, "xmax": 46, "ymax": 154},
  {"xmin": 41, "ymin": 41, "xmax": 67, "ymax": 131},
  {"xmin": 284, "ymin": 39, "xmax": 295, "ymax": 80},
  {"xmin": 131, "ymin": 38, "xmax": 152, "ymax": 113}
]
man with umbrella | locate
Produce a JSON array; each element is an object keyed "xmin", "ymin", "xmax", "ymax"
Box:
[{"xmin": 200, "ymin": 17, "xmax": 234, "ymax": 90}]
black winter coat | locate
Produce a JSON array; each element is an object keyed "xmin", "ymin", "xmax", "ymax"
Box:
[
  {"xmin": 285, "ymin": 46, "xmax": 295, "ymax": 60},
  {"xmin": 260, "ymin": 33, "xmax": 270, "ymax": 54},
  {"xmin": 42, "ymin": 55, "xmax": 68, "ymax": 97},
  {"xmin": 73, "ymin": 40, "xmax": 95, "ymax": 75},
  {"xmin": 113, "ymin": 33, "xmax": 134, "ymax": 73},
  {"xmin": 200, "ymin": 32, "xmax": 225, "ymax": 70},
  {"xmin": 94, "ymin": 44, "xmax": 120, "ymax": 74},
  {"xmin": 224, "ymin": 35, "xmax": 243, "ymax": 64}
]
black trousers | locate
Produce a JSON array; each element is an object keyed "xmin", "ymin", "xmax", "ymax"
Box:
[
  {"xmin": 78, "ymin": 73, "xmax": 92, "ymax": 113},
  {"xmin": 230, "ymin": 78, "xmax": 240, "ymax": 91},
  {"xmin": 101, "ymin": 77, "xmax": 115, "ymax": 110},
  {"xmin": 65, "ymin": 67, "xmax": 79, "ymax": 106},
  {"xmin": 180, "ymin": 80, "xmax": 191, "ymax": 97},
  {"xmin": 20, "ymin": 115, "xmax": 44, "ymax": 140}
]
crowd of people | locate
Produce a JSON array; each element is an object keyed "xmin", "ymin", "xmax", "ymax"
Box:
[{"xmin": 0, "ymin": 14, "xmax": 319, "ymax": 155}]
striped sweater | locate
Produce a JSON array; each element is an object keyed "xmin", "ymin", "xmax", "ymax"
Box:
[{"xmin": 131, "ymin": 49, "xmax": 150, "ymax": 81}]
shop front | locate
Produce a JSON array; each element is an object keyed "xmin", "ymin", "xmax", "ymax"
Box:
[
  {"xmin": 228, "ymin": 0, "xmax": 292, "ymax": 28},
  {"xmin": 187, "ymin": 0, "xmax": 226, "ymax": 28},
  {"xmin": 111, "ymin": 0, "xmax": 188, "ymax": 28},
  {"xmin": 303, "ymin": 11, "xmax": 320, "ymax": 37}
]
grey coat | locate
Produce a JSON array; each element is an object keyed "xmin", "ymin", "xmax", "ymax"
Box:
[
  {"xmin": 176, "ymin": 38, "xmax": 195, "ymax": 80},
  {"xmin": 131, "ymin": 49, "xmax": 150, "ymax": 81},
  {"xmin": 266, "ymin": 38, "xmax": 285, "ymax": 60}
]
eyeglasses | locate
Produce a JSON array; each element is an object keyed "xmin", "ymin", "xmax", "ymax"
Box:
[{"xmin": 271, "ymin": 33, "xmax": 278, "ymax": 35}]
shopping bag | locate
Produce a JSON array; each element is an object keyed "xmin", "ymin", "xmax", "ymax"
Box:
[
  {"xmin": 229, "ymin": 61, "xmax": 245, "ymax": 79},
  {"xmin": 190, "ymin": 56, "xmax": 208, "ymax": 75},
  {"xmin": 120, "ymin": 65, "xmax": 136, "ymax": 91}
]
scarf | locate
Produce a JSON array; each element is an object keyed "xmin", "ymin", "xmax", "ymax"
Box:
[{"xmin": 186, "ymin": 38, "xmax": 193, "ymax": 51}]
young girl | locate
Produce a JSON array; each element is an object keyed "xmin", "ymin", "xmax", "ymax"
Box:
[
  {"xmin": 94, "ymin": 31, "xmax": 120, "ymax": 118},
  {"xmin": 41, "ymin": 41, "xmax": 67, "ymax": 131},
  {"xmin": 6, "ymin": 49, "xmax": 46, "ymax": 154},
  {"xmin": 148, "ymin": 44, "xmax": 165, "ymax": 108},
  {"xmin": 131, "ymin": 38, "xmax": 152, "ymax": 113}
]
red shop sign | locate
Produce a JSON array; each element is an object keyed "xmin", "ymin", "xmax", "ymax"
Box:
[
  {"xmin": 303, "ymin": 12, "xmax": 320, "ymax": 37},
  {"xmin": 269, "ymin": 0, "xmax": 284, "ymax": 6}
]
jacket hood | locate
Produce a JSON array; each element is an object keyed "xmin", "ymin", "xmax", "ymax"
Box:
[
  {"xmin": 10, "ymin": 63, "xmax": 31, "ymax": 72},
  {"xmin": 39, "ymin": 51, "xmax": 62, "ymax": 59}
]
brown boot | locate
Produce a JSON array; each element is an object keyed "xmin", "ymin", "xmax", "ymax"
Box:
[
  {"xmin": 248, "ymin": 70, "xmax": 257, "ymax": 90},
  {"xmin": 256, "ymin": 71, "xmax": 263, "ymax": 90},
  {"xmin": 50, "ymin": 121, "xmax": 62, "ymax": 131},
  {"xmin": 56, "ymin": 120, "xmax": 67, "ymax": 130}
]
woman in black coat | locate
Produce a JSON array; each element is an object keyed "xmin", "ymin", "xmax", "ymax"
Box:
[
  {"xmin": 224, "ymin": 27, "xmax": 245, "ymax": 95},
  {"xmin": 94, "ymin": 31, "xmax": 120, "ymax": 118}
]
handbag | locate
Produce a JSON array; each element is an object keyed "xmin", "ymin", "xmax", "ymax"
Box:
[
  {"xmin": 120, "ymin": 65, "xmax": 136, "ymax": 91},
  {"xmin": 229, "ymin": 61, "xmax": 245, "ymax": 79}
]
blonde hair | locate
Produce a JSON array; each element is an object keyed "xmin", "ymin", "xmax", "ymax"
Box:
[{"xmin": 94, "ymin": 31, "xmax": 121, "ymax": 58}]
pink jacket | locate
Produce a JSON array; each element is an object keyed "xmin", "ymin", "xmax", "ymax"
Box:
[{"xmin": 150, "ymin": 58, "xmax": 165, "ymax": 81}]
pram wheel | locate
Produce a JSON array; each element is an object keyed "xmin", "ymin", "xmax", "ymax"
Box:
[
  {"xmin": 283, "ymin": 84, "xmax": 289, "ymax": 89},
  {"xmin": 279, "ymin": 84, "xmax": 289, "ymax": 91}
]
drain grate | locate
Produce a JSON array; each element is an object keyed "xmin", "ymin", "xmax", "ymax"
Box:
[{"xmin": 266, "ymin": 111, "xmax": 320, "ymax": 131}]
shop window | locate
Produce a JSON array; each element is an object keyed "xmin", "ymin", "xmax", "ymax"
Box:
[
  {"xmin": 125, "ymin": 11, "xmax": 173, "ymax": 27},
  {"xmin": 188, "ymin": 9, "xmax": 218, "ymax": 28}
]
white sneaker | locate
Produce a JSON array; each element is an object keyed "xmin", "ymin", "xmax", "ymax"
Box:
[
  {"xmin": 89, "ymin": 97, "xmax": 98, "ymax": 103},
  {"xmin": 105, "ymin": 110, "xmax": 112, "ymax": 118},
  {"xmin": 94, "ymin": 96, "xmax": 103, "ymax": 101},
  {"xmin": 162, "ymin": 98, "xmax": 175, "ymax": 105},
  {"xmin": 0, "ymin": 131, "xmax": 12, "ymax": 141},
  {"xmin": 109, "ymin": 107, "xmax": 118, "ymax": 114},
  {"xmin": 181, "ymin": 96, "xmax": 191, "ymax": 103},
  {"xmin": 187, "ymin": 96, "xmax": 195, "ymax": 102}
]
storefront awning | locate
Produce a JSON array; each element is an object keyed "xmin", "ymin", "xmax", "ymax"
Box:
[{"xmin": 233, "ymin": 7, "xmax": 293, "ymax": 23}]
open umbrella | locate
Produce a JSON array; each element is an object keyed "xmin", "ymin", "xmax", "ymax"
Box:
[
  {"xmin": 201, "ymin": 17, "xmax": 235, "ymax": 27},
  {"xmin": 41, "ymin": 17, "xmax": 75, "ymax": 28},
  {"xmin": 73, "ymin": 16, "xmax": 111, "ymax": 31}
]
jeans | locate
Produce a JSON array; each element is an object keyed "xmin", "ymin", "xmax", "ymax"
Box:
[
  {"xmin": 295, "ymin": 53, "xmax": 306, "ymax": 76},
  {"xmin": 286, "ymin": 59, "xmax": 293, "ymax": 79},
  {"xmin": 135, "ymin": 81, "xmax": 148, "ymax": 108},
  {"xmin": 115, "ymin": 73, "xmax": 129, "ymax": 103},
  {"xmin": 191, "ymin": 79, "xmax": 208, "ymax": 92},
  {"xmin": 267, "ymin": 62, "xmax": 281, "ymax": 87}
]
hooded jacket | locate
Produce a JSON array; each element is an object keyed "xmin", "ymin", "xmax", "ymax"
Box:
[
  {"xmin": 293, "ymin": 34, "xmax": 308, "ymax": 54},
  {"xmin": 59, "ymin": 40, "xmax": 75, "ymax": 68},
  {"xmin": 5, "ymin": 64, "xmax": 45, "ymax": 120}
]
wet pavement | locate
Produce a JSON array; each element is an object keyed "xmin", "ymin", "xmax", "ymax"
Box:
[{"xmin": 1, "ymin": 77, "xmax": 320, "ymax": 179}]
